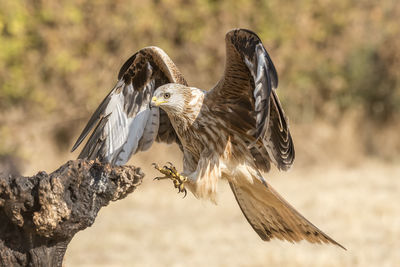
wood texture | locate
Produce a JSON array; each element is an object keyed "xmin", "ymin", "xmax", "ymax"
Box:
[{"xmin": 0, "ymin": 159, "xmax": 143, "ymax": 267}]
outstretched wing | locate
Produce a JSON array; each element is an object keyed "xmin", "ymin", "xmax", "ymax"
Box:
[
  {"xmin": 71, "ymin": 46, "xmax": 187, "ymax": 165},
  {"xmin": 206, "ymin": 29, "xmax": 294, "ymax": 172},
  {"xmin": 229, "ymin": 178, "xmax": 345, "ymax": 249},
  {"xmin": 205, "ymin": 29, "xmax": 344, "ymax": 248}
]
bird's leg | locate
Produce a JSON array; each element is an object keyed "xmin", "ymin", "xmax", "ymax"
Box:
[{"xmin": 152, "ymin": 162, "xmax": 188, "ymax": 197}]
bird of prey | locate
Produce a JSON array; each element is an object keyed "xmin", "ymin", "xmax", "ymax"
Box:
[{"xmin": 71, "ymin": 29, "xmax": 345, "ymax": 249}]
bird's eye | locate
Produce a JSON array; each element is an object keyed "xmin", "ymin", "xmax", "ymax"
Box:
[{"xmin": 164, "ymin": 93, "xmax": 171, "ymax": 99}]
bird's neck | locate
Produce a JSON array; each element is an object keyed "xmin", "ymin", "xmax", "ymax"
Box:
[
  {"xmin": 163, "ymin": 88, "xmax": 205, "ymax": 147},
  {"xmin": 183, "ymin": 88, "xmax": 205, "ymax": 123},
  {"xmin": 166, "ymin": 88, "xmax": 204, "ymax": 125}
]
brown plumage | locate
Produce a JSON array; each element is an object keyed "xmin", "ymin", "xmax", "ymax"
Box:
[{"xmin": 72, "ymin": 29, "xmax": 345, "ymax": 249}]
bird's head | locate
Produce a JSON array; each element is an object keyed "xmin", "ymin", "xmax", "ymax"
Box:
[{"xmin": 151, "ymin": 83, "xmax": 189, "ymax": 114}]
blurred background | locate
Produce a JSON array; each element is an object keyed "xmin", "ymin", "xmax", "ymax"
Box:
[{"xmin": 0, "ymin": 0, "xmax": 399, "ymax": 266}]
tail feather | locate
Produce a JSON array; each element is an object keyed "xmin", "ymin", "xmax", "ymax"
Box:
[{"xmin": 229, "ymin": 179, "xmax": 346, "ymax": 250}]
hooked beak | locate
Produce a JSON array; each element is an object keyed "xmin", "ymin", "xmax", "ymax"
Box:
[{"xmin": 151, "ymin": 96, "xmax": 167, "ymax": 107}]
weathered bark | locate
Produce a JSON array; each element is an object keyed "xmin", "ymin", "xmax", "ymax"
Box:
[{"xmin": 0, "ymin": 159, "xmax": 144, "ymax": 267}]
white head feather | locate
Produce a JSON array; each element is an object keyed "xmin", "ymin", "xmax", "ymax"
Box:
[{"xmin": 152, "ymin": 83, "xmax": 188, "ymax": 114}]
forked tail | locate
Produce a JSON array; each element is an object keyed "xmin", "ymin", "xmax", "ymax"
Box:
[{"xmin": 229, "ymin": 178, "xmax": 346, "ymax": 250}]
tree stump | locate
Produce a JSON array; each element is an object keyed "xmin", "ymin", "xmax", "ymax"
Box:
[{"xmin": 0, "ymin": 159, "xmax": 144, "ymax": 267}]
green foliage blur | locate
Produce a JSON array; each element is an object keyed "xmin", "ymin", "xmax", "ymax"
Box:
[{"xmin": 0, "ymin": 0, "xmax": 399, "ymax": 160}]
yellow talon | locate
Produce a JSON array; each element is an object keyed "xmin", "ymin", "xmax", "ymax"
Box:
[{"xmin": 152, "ymin": 162, "xmax": 187, "ymax": 197}]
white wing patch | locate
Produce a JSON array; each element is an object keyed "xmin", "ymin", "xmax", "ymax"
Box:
[
  {"xmin": 94, "ymin": 89, "xmax": 153, "ymax": 166},
  {"xmin": 112, "ymin": 108, "xmax": 150, "ymax": 165},
  {"xmin": 72, "ymin": 46, "xmax": 188, "ymax": 165},
  {"xmin": 137, "ymin": 107, "xmax": 160, "ymax": 152}
]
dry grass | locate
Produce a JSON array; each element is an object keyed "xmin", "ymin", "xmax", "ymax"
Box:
[{"xmin": 58, "ymin": 144, "xmax": 400, "ymax": 267}]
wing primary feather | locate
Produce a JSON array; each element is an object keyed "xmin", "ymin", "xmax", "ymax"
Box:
[
  {"xmin": 71, "ymin": 88, "xmax": 115, "ymax": 152},
  {"xmin": 77, "ymin": 113, "xmax": 111, "ymax": 159},
  {"xmin": 72, "ymin": 46, "xmax": 187, "ymax": 163},
  {"xmin": 207, "ymin": 29, "xmax": 294, "ymax": 170}
]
